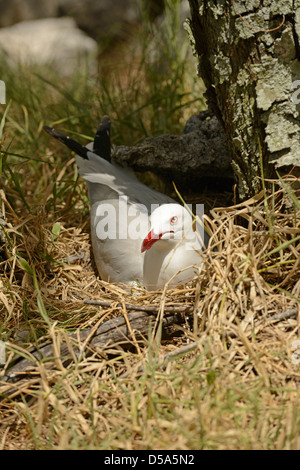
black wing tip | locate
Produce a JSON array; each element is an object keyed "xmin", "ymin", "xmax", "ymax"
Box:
[
  {"xmin": 97, "ymin": 115, "xmax": 111, "ymax": 132},
  {"xmin": 43, "ymin": 125, "xmax": 67, "ymax": 141},
  {"xmin": 93, "ymin": 115, "xmax": 111, "ymax": 162},
  {"xmin": 101, "ymin": 115, "xmax": 111, "ymax": 124},
  {"xmin": 43, "ymin": 125, "xmax": 89, "ymax": 160},
  {"xmin": 44, "ymin": 118, "xmax": 111, "ymax": 162},
  {"xmin": 43, "ymin": 125, "xmax": 55, "ymax": 135}
]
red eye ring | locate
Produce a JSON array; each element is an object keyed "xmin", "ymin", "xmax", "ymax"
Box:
[{"xmin": 170, "ymin": 216, "xmax": 178, "ymax": 224}]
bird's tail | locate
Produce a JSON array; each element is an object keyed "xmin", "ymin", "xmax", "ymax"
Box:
[
  {"xmin": 44, "ymin": 115, "xmax": 111, "ymax": 163},
  {"xmin": 43, "ymin": 126, "xmax": 89, "ymax": 160}
]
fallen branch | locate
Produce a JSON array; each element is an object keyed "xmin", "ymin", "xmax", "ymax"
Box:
[
  {"xmin": 1, "ymin": 302, "xmax": 297, "ymax": 393},
  {"xmin": 1, "ymin": 309, "xmax": 185, "ymax": 388},
  {"xmin": 83, "ymin": 298, "xmax": 193, "ymax": 313},
  {"xmin": 226, "ymin": 307, "xmax": 298, "ymax": 339},
  {"xmin": 256, "ymin": 308, "xmax": 298, "ymax": 326}
]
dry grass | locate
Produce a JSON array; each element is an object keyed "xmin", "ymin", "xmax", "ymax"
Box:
[
  {"xmin": 0, "ymin": 1, "xmax": 299, "ymax": 449},
  {"xmin": 0, "ymin": 172, "xmax": 299, "ymax": 450}
]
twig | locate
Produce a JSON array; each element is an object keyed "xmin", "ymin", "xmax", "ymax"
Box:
[
  {"xmin": 83, "ymin": 298, "xmax": 193, "ymax": 313},
  {"xmin": 1, "ymin": 304, "xmax": 297, "ymax": 392},
  {"xmin": 1, "ymin": 310, "xmax": 184, "ymax": 389},
  {"xmin": 161, "ymin": 342, "xmax": 198, "ymax": 364},
  {"xmin": 256, "ymin": 308, "xmax": 298, "ymax": 326},
  {"xmin": 226, "ymin": 307, "xmax": 298, "ymax": 338},
  {"xmin": 120, "ymin": 341, "xmax": 198, "ymax": 378},
  {"xmin": 121, "ymin": 300, "xmax": 142, "ymax": 356}
]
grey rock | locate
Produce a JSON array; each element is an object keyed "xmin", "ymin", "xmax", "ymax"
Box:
[
  {"xmin": 58, "ymin": 0, "xmax": 139, "ymax": 40},
  {"xmin": 0, "ymin": 0, "xmax": 141, "ymax": 41},
  {"xmin": 0, "ymin": 0, "xmax": 58, "ymax": 27},
  {"xmin": 0, "ymin": 17, "xmax": 98, "ymax": 76},
  {"xmin": 114, "ymin": 112, "xmax": 233, "ymax": 188}
]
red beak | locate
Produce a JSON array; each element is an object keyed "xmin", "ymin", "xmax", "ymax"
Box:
[
  {"xmin": 141, "ymin": 229, "xmax": 162, "ymax": 253},
  {"xmin": 141, "ymin": 229, "xmax": 174, "ymax": 253}
]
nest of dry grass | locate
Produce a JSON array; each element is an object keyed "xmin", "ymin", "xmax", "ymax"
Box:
[{"xmin": 0, "ymin": 175, "xmax": 299, "ymax": 450}]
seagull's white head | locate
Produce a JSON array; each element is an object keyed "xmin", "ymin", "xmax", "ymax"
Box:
[{"xmin": 141, "ymin": 204, "xmax": 194, "ymax": 253}]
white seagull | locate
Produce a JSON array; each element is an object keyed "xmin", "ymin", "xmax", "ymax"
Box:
[{"xmin": 44, "ymin": 118, "xmax": 208, "ymax": 290}]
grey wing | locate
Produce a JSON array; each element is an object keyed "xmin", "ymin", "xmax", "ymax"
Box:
[
  {"xmin": 89, "ymin": 198, "xmax": 150, "ymax": 284},
  {"xmin": 76, "ymin": 153, "xmax": 175, "ymax": 212}
]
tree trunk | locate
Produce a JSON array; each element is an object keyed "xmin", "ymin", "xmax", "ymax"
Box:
[{"xmin": 185, "ymin": 0, "xmax": 300, "ymax": 200}]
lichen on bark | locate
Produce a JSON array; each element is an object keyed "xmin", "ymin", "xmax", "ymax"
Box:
[{"xmin": 185, "ymin": 0, "xmax": 300, "ymax": 200}]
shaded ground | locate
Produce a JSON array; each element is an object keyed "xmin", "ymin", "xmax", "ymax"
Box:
[{"xmin": 0, "ymin": 175, "xmax": 299, "ymax": 449}]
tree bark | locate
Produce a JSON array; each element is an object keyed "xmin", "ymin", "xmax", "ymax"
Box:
[
  {"xmin": 185, "ymin": 0, "xmax": 300, "ymax": 200},
  {"xmin": 1, "ymin": 308, "xmax": 188, "ymax": 386}
]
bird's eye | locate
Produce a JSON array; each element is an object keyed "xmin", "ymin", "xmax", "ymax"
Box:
[{"xmin": 170, "ymin": 216, "xmax": 178, "ymax": 224}]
